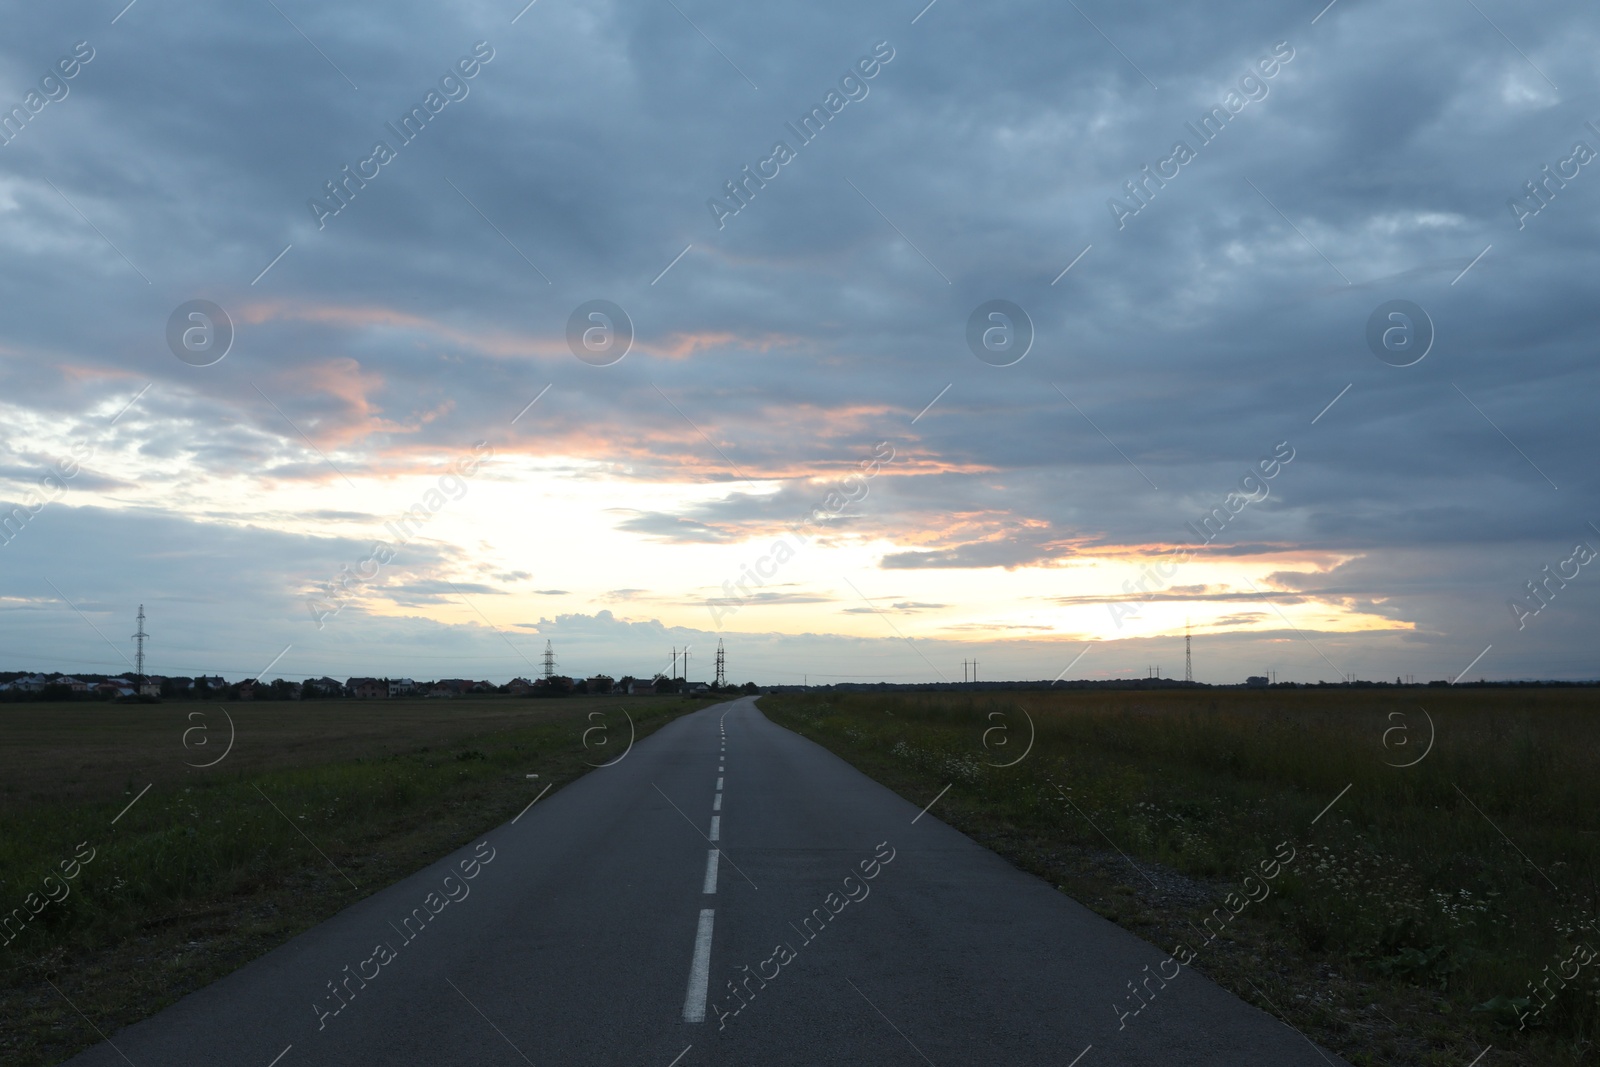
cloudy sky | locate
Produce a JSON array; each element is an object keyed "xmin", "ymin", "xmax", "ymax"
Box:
[{"xmin": 1, "ymin": 0, "xmax": 1597, "ymax": 686}]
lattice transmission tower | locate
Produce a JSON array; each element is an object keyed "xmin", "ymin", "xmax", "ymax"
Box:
[
  {"xmin": 133, "ymin": 605, "xmax": 148, "ymax": 687},
  {"xmin": 542, "ymin": 640, "xmax": 556, "ymax": 680},
  {"xmin": 714, "ymin": 639, "xmax": 726, "ymax": 687}
]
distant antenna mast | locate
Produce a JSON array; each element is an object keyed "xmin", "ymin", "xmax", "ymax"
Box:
[
  {"xmin": 542, "ymin": 640, "xmax": 555, "ymax": 680},
  {"xmin": 671, "ymin": 647, "xmax": 677, "ymax": 679},
  {"xmin": 1184, "ymin": 619, "xmax": 1193, "ymax": 683},
  {"xmin": 714, "ymin": 640, "xmax": 726, "ymax": 687},
  {"xmin": 133, "ymin": 604, "xmax": 148, "ymax": 687}
]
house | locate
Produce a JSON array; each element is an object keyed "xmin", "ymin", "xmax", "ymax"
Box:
[
  {"xmin": 507, "ymin": 677, "xmax": 533, "ymax": 695},
  {"xmin": 426, "ymin": 685, "xmax": 456, "ymax": 698},
  {"xmin": 349, "ymin": 678, "xmax": 386, "ymax": 699},
  {"xmin": 194, "ymin": 675, "xmax": 227, "ymax": 691},
  {"xmin": 13, "ymin": 674, "xmax": 50, "ymax": 693},
  {"xmin": 586, "ymin": 675, "xmax": 614, "ymax": 694},
  {"xmin": 389, "ymin": 678, "xmax": 416, "ymax": 697},
  {"xmin": 94, "ymin": 681, "xmax": 125, "ymax": 697},
  {"xmin": 305, "ymin": 677, "xmax": 344, "ymax": 697},
  {"xmin": 1246, "ymin": 676, "xmax": 1269, "ymax": 687},
  {"xmin": 622, "ymin": 678, "xmax": 656, "ymax": 695},
  {"xmin": 58, "ymin": 677, "xmax": 90, "ymax": 693}
]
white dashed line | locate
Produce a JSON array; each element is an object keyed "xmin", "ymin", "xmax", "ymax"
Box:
[
  {"xmin": 709, "ymin": 815, "xmax": 720, "ymax": 841},
  {"xmin": 713, "ymin": 793, "xmax": 722, "ymax": 811},
  {"xmin": 703, "ymin": 849, "xmax": 720, "ymax": 893},
  {"xmin": 683, "ymin": 908, "xmax": 716, "ymax": 1022},
  {"xmin": 716, "ymin": 777, "xmax": 723, "ymax": 790}
]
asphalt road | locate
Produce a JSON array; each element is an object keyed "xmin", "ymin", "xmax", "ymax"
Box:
[{"xmin": 64, "ymin": 696, "xmax": 1351, "ymax": 1066}]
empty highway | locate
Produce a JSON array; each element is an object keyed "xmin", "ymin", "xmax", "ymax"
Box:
[{"xmin": 64, "ymin": 696, "xmax": 1349, "ymax": 1066}]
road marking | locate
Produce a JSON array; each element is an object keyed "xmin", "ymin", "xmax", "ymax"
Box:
[
  {"xmin": 266, "ymin": 1045, "xmax": 294, "ymax": 1067},
  {"xmin": 716, "ymin": 777, "xmax": 723, "ymax": 790},
  {"xmin": 665, "ymin": 1046, "xmax": 693, "ymax": 1067},
  {"xmin": 703, "ymin": 849, "xmax": 720, "ymax": 893},
  {"xmin": 653, "ymin": 784, "xmax": 758, "ymax": 889},
  {"xmin": 1066, "ymin": 1044, "xmax": 1092, "ymax": 1067},
  {"xmin": 683, "ymin": 909, "xmax": 716, "ymax": 1022},
  {"xmin": 709, "ymin": 815, "xmax": 720, "ymax": 841},
  {"xmin": 713, "ymin": 793, "xmax": 722, "ymax": 811}
]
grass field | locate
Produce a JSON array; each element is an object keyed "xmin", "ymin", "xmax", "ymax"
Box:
[
  {"xmin": 0, "ymin": 694, "xmax": 701, "ymax": 1067},
  {"xmin": 760, "ymin": 687, "xmax": 1600, "ymax": 1067}
]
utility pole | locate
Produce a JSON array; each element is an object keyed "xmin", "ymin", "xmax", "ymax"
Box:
[
  {"xmin": 132, "ymin": 605, "xmax": 148, "ymax": 688},
  {"xmin": 683, "ymin": 650, "xmax": 690, "ymax": 682},
  {"xmin": 714, "ymin": 640, "xmax": 726, "ymax": 688},
  {"xmin": 671, "ymin": 647, "xmax": 677, "ymax": 679}
]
